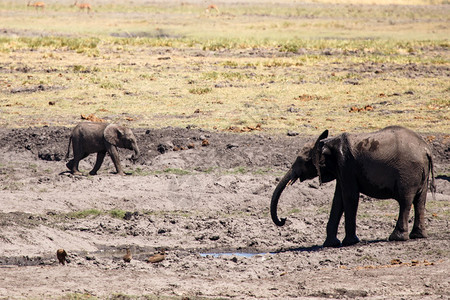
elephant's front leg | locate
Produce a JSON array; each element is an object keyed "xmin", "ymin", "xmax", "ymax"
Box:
[
  {"xmin": 89, "ymin": 151, "xmax": 106, "ymax": 175},
  {"xmin": 323, "ymin": 185, "xmax": 344, "ymax": 247},
  {"xmin": 341, "ymin": 182, "xmax": 361, "ymax": 246},
  {"xmin": 107, "ymin": 146, "xmax": 125, "ymax": 175},
  {"xmin": 389, "ymin": 196, "xmax": 412, "ymax": 241}
]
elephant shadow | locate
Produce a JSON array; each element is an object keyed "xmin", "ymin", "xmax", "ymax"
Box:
[
  {"xmin": 275, "ymin": 239, "xmax": 388, "ymax": 253},
  {"xmin": 436, "ymin": 174, "xmax": 450, "ymax": 182},
  {"xmin": 58, "ymin": 170, "xmax": 133, "ymax": 176}
]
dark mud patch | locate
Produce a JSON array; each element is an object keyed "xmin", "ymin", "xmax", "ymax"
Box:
[
  {"xmin": 0, "ymin": 125, "xmax": 448, "ymax": 173},
  {"xmin": 110, "ymin": 29, "xmax": 184, "ymax": 39},
  {"xmin": 329, "ymin": 62, "xmax": 450, "ymax": 80},
  {"xmin": 10, "ymin": 84, "xmax": 66, "ymax": 94},
  {"xmin": 0, "ymin": 28, "xmax": 72, "ymax": 38},
  {"xmin": 0, "ymin": 255, "xmax": 50, "ymax": 267}
]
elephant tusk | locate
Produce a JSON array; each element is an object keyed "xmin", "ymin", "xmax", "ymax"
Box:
[{"xmin": 286, "ymin": 178, "xmax": 297, "ymax": 187}]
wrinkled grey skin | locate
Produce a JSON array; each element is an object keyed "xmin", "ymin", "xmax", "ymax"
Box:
[
  {"xmin": 66, "ymin": 122, "xmax": 140, "ymax": 176},
  {"xmin": 271, "ymin": 126, "xmax": 435, "ymax": 247}
]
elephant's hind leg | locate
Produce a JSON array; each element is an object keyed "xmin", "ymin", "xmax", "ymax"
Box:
[
  {"xmin": 69, "ymin": 152, "xmax": 88, "ymax": 176},
  {"xmin": 409, "ymin": 189, "xmax": 428, "ymax": 239},
  {"xmin": 389, "ymin": 196, "xmax": 412, "ymax": 241},
  {"xmin": 66, "ymin": 159, "xmax": 74, "ymax": 171},
  {"xmin": 67, "ymin": 158, "xmax": 82, "ymax": 175}
]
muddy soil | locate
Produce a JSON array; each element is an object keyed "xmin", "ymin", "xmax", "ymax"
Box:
[{"xmin": 0, "ymin": 126, "xmax": 448, "ymax": 299}]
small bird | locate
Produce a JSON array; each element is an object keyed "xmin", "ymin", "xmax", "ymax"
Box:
[
  {"xmin": 123, "ymin": 248, "xmax": 132, "ymax": 263},
  {"xmin": 147, "ymin": 250, "xmax": 166, "ymax": 263},
  {"xmin": 56, "ymin": 249, "xmax": 68, "ymax": 265}
]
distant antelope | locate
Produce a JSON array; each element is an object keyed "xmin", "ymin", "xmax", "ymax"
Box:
[
  {"xmin": 27, "ymin": 1, "xmax": 45, "ymax": 10},
  {"xmin": 73, "ymin": 1, "xmax": 91, "ymax": 12},
  {"xmin": 205, "ymin": 4, "xmax": 220, "ymax": 14}
]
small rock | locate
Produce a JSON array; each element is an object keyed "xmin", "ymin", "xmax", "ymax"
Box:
[
  {"xmin": 157, "ymin": 142, "xmax": 174, "ymax": 154},
  {"xmin": 124, "ymin": 211, "xmax": 137, "ymax": 221},
  {"xmin": 308, "ymin": 182, "xmax": 319, "ymax": 189}
]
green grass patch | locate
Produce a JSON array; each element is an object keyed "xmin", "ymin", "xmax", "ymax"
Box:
[
  {"xmin": 226, "ymin": 167, "xmax": 248, "ymax": 175},
  {"xmin": 0, "ymin": 2, "xmax": 448, "ymax": 134},
  {"xmin": 129, "ymin": 167, "xmax": 151, "ymax": 176},
  {"xmin": 58, "ymin": 293, "xmax": 98, "ymax": 300},
  {"xmin": 155, "ymin": 168, "xmax": 191, "ymax": 176},
  {"xmin": 287, "ymin": 208, "xmax": 301, "ymax": 215},
  {"xmin": 189, "ymin": 87, "xmax": 212, "ymax": 95},
  {"xmin": 68, "ymin": 209, "xmax": 102, "ymax": 219},
  {"xmin": 109, "ymin": 209, "xmax": 127, "ymax": 219}
]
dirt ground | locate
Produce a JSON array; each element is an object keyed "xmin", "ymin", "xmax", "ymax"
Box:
[{"xmin": 0, "ymin": 126, "xmax": 448, "ymax": 299}]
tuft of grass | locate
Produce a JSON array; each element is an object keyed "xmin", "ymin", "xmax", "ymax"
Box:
[
  {"xmin": 226, "ymin": 167, "xmax": 248, "ymax": 174},
  {"xmin": 164, "ymin": 168, "xmax": 191, "ymax": 175},
  {"xmin": 73, "ymin": 65, "xmax": 101, "ymax": 73},
  {"xmin": 0, "ymin": 37, "xmax": 101, "ymax": 54},
  {"xmin": 58, "ymin": 293, "xmax": 98, "ymax": 300},
  {"xmin": 99, "ymin": 80, "xmax": 123, "ymax": 89},
  {"xmin": 68, "ymin": 209, "xmax": 102, "ymax": 219},
  {"xmin": 288, "ymin": 208, "xmax": 301, "ymax": 214},
  {"xmin": 130, "ymin": 167, "xmax": 151, "ymax": 176},
  {"xmin": 154, "ymin": 168, "xmax": 191, "ymax": 176},
  {"xmin": 253, "ymin": 167, "xmax": 274, "ymax": 175},
  {"xmin": 189, "ymin": 87, "xmax": 212, "ymax": 95},
  {"xmin": 109, "ymin": 209, "xmax": 127, "ymax": 219}
]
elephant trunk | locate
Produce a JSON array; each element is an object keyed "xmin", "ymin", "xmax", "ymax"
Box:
[
  {"xmin": 271, "ymin": 169, "xmax": 296, "ymax": 226},
  {"xmin": 131, "ymin": 143, "xmax": 140, "ymax": 161}
]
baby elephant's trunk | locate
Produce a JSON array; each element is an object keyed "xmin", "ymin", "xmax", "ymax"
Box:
[{"xmin": 131, "ymin": 143, "xmax": 140, "ymax": 161}]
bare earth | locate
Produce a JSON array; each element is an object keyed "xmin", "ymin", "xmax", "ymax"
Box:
[{"xmin": 0, "ymin": 126, "xmax": 448, "ymax": 299}]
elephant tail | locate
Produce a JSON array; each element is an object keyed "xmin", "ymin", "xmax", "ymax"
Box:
[
  {"xmin": 66, "ymin": 135, "xmax": 72, "ymax": 160},
  {"xmin": 427, "ymin": 152, "xmax": 436, "ymax": 200}
]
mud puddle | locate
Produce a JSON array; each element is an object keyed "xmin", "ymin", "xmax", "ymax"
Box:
[{"xmin": 200, "ymin": 252, "xmax": 270, "ymax": 258}]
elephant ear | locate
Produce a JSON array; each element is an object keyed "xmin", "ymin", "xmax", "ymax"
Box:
[
  {"xmin": 312, "ymin": 130, "xmax": 329, "ymax": 185},
  {"xmin": 104, "ymin": 124, "xmax": 124, "ymax": 146}
]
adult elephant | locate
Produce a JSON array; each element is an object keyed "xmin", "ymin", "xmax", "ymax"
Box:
[
  {"xmin": 66, "ymin": 122, "xmax": 140, "ymax": 176},
  {"xmin": 271, "ymin": 126, "xmax": 435, "ymax": 247}
]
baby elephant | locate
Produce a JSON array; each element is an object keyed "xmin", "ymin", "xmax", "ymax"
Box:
[{"xmin": 66, "ymin": 122, "xmax": 140, "ymax": 175}]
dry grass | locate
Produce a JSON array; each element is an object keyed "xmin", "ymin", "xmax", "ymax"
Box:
[{"xmin": 0, "ymin": 1, "xmax": 448, "ymax": 135}]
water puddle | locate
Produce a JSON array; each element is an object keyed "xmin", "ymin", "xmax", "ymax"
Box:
[
  {"xmin": 0, "ymin": 247, "xmax": 276, "ymax": 267},
  {"xmin": 200, "ymin": 252, "xmax": 272, "ymax": 258}
]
